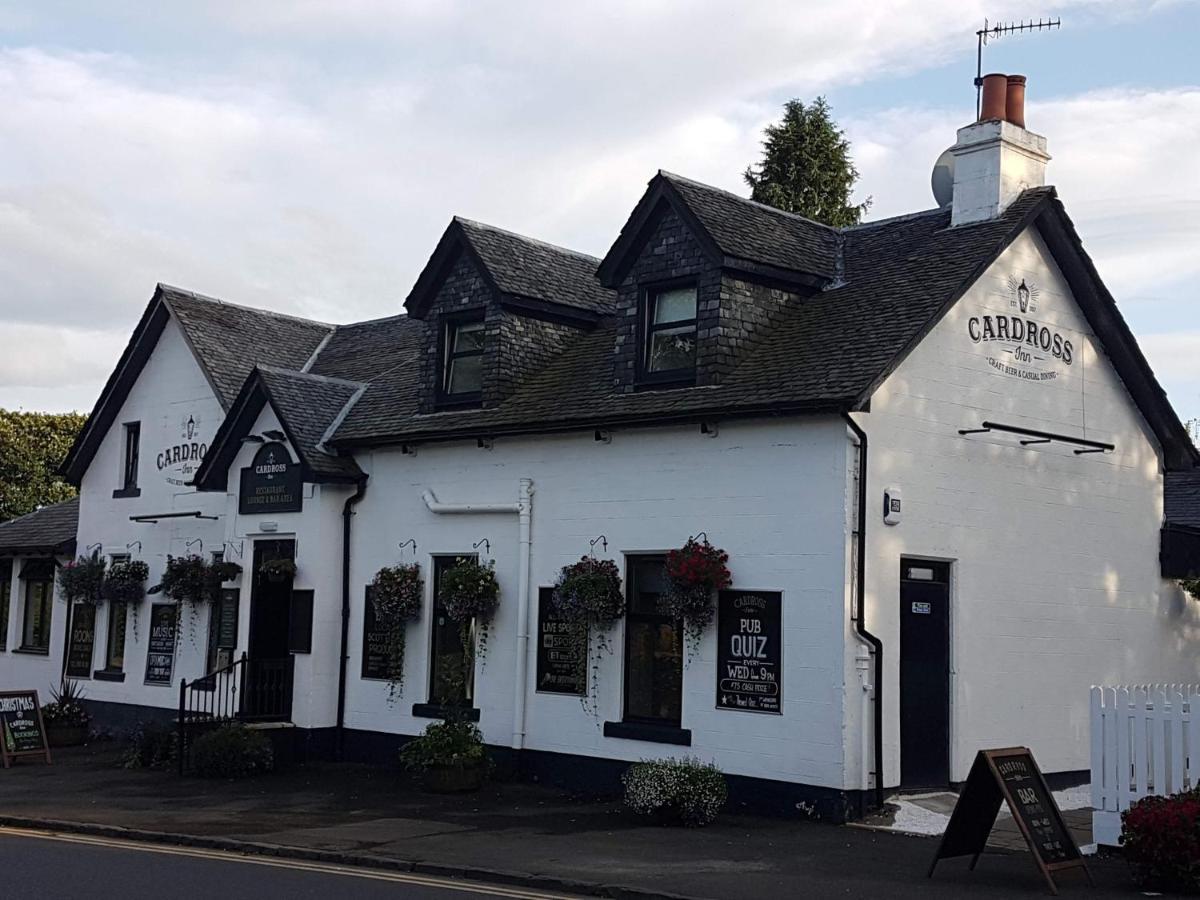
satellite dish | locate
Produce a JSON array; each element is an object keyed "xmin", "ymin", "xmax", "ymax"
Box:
[{"xmin": 931, "ymin": 148, "xmax": 955, "ymax": 207}]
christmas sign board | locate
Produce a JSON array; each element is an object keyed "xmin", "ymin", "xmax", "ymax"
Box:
[
  {"xmin": 716, "ymin": 590, "xmax": 782, "ymax": 714},
  {"xmin": 0, "ymin": 690, "xmax": 51, "ymax": 768},
  {"xmin": 928, "ymin": 747, "xmax": 1090, "ymax": 895}
]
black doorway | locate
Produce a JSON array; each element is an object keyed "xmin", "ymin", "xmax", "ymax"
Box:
[
  {"xmin": 899, "ymin": 559, "xmax": 951, "ymax": 789},
  {"xmin": 245, "ymin": 539, "xmax": 295, "ymax": 720}
]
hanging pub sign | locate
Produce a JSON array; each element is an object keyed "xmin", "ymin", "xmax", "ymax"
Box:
[
  {"xmin": 0, "ymin": 690, "xmax": 52, "ymax": 768},
  {"xmin": 929, "ymin": 747, "xmax": 1090, "ymax": 895},
  {"xmin": 239, "ymin": 441, "xmax": 302, "ymax": 515},
  {"xmin": 144, "ymin": 603, "xmax": 177, "ymax": 685},
  {"xmin": 535, "ymin": 587, "xmax": 586, "ymax": 695},
  {"xmin": 716, "ymin": 590, "xmax": 782, "ymax": 714},
  {"xmin": 65, "ymin": 603, "xmax": 97, "ymax": 678}
]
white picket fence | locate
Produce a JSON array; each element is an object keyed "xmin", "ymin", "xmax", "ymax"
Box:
[{"xmin": 1090, "ymin": 684, "xmax": 1200, "ymax": 846}]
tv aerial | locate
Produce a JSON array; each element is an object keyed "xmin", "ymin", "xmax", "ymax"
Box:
[{"xmin": 974, "ymin": 17, "xmax": 1062, "ymax": 118}]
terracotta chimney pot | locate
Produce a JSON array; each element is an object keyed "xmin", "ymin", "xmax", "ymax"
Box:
[
  {"xmin": 979, "ymin": 73, "xmax": 1008, "ymax": 122},
  {"xmin": 1006, "ymin": 75, "xmax": 1027, "ymax": 128}
]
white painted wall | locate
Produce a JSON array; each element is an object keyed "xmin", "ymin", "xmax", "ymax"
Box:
[
  {"xmin": 860, "ymin": 224, "xmax": 1200, "ymax": 785},
  {"xmin": 0, "ymin": 316, "xmax": 227, "ymax": 708},
  {"xmin": 340, "ymin": 419, "xmax": 853, "ymax": 789},
  {"xmin": 0, "ymin": 554, "xmax": 70, "ymax": 698}
]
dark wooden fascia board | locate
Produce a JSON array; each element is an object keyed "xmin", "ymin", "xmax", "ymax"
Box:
[
  {"xmin": 191, "ymin": 374, "xmax": 268, "ymax": 492},
  {"xmin": 497, "ymin": 293, "xmax": 602, "ymax": 328},
  {"xmin": 61, "ymin": 291, "xmax": 171, "ymax": 485},
  {"xmin": 404, "ymin": 221, "xmax": 503, "ymax": 318},
  {"xmin": 720, "ymin": 257, "xmax": 829, "ymax": 293}
]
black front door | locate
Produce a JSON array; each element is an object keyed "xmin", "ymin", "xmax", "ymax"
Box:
[
  {"xmin": 245, "ymin": 539, "xmax": 295, "ymax": 720},
  {"xmin": 899, "ymin": 559, "xmax": 951, "ymax": 789}
]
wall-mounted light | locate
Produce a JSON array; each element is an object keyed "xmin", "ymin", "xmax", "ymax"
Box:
[
  {"xmin": 262, "ymin": 429, "xmax": 287, "ymax": 442},
  {"xmin": 594, "ymin": 429, "xmax": 612, "ymax": 444},
  {"xmin": 401, "ymin": 444, "xmax": 417, "ymax": 456},
  {"xmin": 700, "ymin": 422, "xmax": 719, "ymax": 438},
  {"xmin": 477, "ymin": 437, "xmax": 494, "ymax": 451},
  {"xmin": 260, "ymin": 522, "xmax": 279, "ymax": 533}
]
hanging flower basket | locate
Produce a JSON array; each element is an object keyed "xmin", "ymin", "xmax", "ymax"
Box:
[
  {"xmin": 438, "ymin": 557, "xmax": 500, "ymax": 666},
  {"xmin": 660, "ymin": 537, "xmax": 731, "ymax": 650},
  {"xmin": 370, "ymin": 563, "xmax": 424, "ymax": 697},
  {"xmin": 103, "ymin": 559, "xmax": 150, "ymax": 639},
  {"xmin": 58, "ymin": 555, "xmax": 107, "ymax": 606},
  {"xmin": 552, "ymin": 556, "xmax": 624, "ymax": 715},
  {"xmin": 260, "ymin": 557, "xmax": 297, "ymax": 583},
  {"xmin": 161, "ymin": 554, "xmax": 210, "ymax": 643}
]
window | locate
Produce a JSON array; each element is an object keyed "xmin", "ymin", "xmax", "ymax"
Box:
[
  {"xmin": 20, "ymin": 565, "xmax": 54, "ymax": 653},
  {"xmin": 429, "ymin": 555, "xmax": 474, "ymax": 706},
  {"xmin": 642, "ymin": 285, "xmax": 697, "ymax": 382},
  {"xmin": 622, "ymin": 556, "xmax": 683, "ymax": 725},
  {"xmin": 0, "ymin": 560, "xmax": 11, "ymax": 651},
  {"xmin": 441, "ymin": 315, "xmax": 485, "ymax": 401},
  {"xmin": 115, "ymin": 421, "xmax": 141, "ymax": 497},
  {"xmin": 102, "ymin": 554, "xmax": 130, "ymax": 672}
]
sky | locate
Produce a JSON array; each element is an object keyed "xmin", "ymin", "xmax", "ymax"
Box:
[{"xmin": 1, "ymin": 0, "xmax": 1198, "ymax": 424}]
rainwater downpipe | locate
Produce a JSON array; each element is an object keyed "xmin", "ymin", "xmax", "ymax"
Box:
[
  {"xmin": 336, "ymin": 475, "xmax": 368, "ymax": 761},
  {"xmin": 842, "ymin": 411, "xmax": 885, "ymax": 813},
  {"xmin": 421, "ymin": 479, "xmax": 534, "ymax": 751}
]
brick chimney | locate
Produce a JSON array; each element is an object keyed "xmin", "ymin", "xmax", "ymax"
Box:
[{"xmin": 950, "ymin": 73, "xmax": 1050, "ymax": 226}]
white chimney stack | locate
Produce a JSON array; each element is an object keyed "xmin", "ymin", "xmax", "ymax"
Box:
[{"xmin": 949, "ymin": 73, "xmax": 1050, "ymax": 227}]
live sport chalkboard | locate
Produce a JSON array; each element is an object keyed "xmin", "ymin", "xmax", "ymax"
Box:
[
  {"xmin": 66, "ymin": 603, "xmax": 96, "ymax": 678},
  {"xmin": 239, "ymin": 441, "xmax": 302, "ymax": 515},
  {"xmin": 361, "ymin": 586, "xmax": 398, "ymax": 681},
  {"xmin": 535, "ymin": 587, "xmax": 586, "ymax": 695},
  {"xmin": 144, "ymin": 603, "xmax": 177, "ymax": 685},
  {"xmin": 0, "ymin": 690, "xmax": 52, "ymax": 768},
  {"xmin": 929, "ymin": 747, "xmax": 1090, "ymax": 895},
  {"xmin": 716, "ymin": 590, "xmax": 782, "ymax": 714}
]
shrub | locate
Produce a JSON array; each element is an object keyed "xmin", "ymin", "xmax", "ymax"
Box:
[
  {"xmin": 622, "ymin": 757, "xmax": 728, "ymax": 827},
  {"xmin": 1121, "ymin": 787, "xmax": 1200, "ymax": 894},
  {"xmin": 122, "ymin": 722, "xmax": 178, "ymax": 770},
  {"xmin": 399, "ymin": 718, "xmax": 487, "ymax": 772},
  {"xmin": 191, "ymin": 725, "xmax": 274, "ymax": 779},
  {"xmin": 43, "ymin": 679, "xmax": 90, "ymax": 728}
]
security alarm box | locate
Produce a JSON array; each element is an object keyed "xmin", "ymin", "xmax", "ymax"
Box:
[{"xmin": 883, "ymin": 486, "xmax": 902, "ymax": 525}]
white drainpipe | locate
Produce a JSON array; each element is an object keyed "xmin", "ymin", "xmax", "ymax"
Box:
[{"xmin": 421, "ymin": 479, "xmax": 534, "ymax": 750}]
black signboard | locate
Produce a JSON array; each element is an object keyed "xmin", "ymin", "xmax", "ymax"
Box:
[
  {"xmin": 535, "ymin": 587, "xmax": 586, "ymax": 695},
  {"xmin": 144, "ymin": 603, "xmax": 177, "ymax": 685},
  {"xmin": 0, "ymin": 690, "xmax": 51, "ymax": 767},
  {"xmin": 239, "ymin": 441, "xmax": 302, "ymax": 515},
  {"xmin": 361, "ymin": 586, "xmax": 397, "ymax": 681},
  {"xmin": 716, "ymin": 590, "xmax": 782, "ymax": 714},
  {"xmin": 66, "ymin": 603, "xmax": 96, "ymax": 678},
  {"xmin": 217, "ymin": 589, "xmax": 239, "ymax": 649},
  {"xmin": 929, "ymin": 747, "xmax": 1090, "ymax": 895}
]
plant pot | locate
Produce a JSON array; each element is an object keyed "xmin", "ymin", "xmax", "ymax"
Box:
[
  {"xmin": 422, "ymin": 759, "xmax": 485, "ymax": 793},
  {"xmin": 46, "ymin": 723, "xmax": 88, "ymax": 747}
]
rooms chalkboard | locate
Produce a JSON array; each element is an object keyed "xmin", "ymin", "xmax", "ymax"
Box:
[
  {"xmin": 716, "ymin": 590, "xmax": 782, "ymax": 714},
  {"xmin": 0, "ymin": 690, "xmax": 51, "ymax": 767},
  {"xmin": 144, "ymin": 603, "xmax": 177, "ymax": 685},
  {"xmin": 929, "ymin": 747, "xmax": 1089, "ymax": 895},
  {"xmin": 66, "ymin": 603, "xmax": 96, "ymax": 678},
  {"xmin": 535, "ymin": 587, "xmax": 586, "ymax": 695}
]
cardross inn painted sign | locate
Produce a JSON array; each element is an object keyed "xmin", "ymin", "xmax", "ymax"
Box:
[
  {"xmin": 157, "ymin": 413, "xmax": 208, "ymax": 487},
  {"xmin": 967, "ymin": 277, "xmax": 1075, "ymax": 383}
]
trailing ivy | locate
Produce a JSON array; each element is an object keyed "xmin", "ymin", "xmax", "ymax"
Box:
[
  {"xmin": 370, "ymin": 563, "xmax": 424, "ymax": 699},
  {"xmin": 552, "ymin": 556, "xmax": 624, "ymax": 717}
]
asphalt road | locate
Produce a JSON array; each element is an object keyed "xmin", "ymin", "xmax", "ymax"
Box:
[{"xmin": 0, "ymin": 828, "xmax": 579, "ymax": 900}]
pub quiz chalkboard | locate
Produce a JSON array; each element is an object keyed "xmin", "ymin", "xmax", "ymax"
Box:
[
  {"xmin": 716, "ymin": 590, "xmax": 782, "ymax": 713},
  {"xmin": 928, "ymin": 747, "xmax": 1090, "ymax": 895},
  {"xmin": 0, "ymin": 690, "xmax": 52, "ymax": 768}
]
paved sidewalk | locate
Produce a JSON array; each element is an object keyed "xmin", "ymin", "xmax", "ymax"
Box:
[{"xmin": 0, "ymin": 745, "xmax": 1142, "ymax": 899}]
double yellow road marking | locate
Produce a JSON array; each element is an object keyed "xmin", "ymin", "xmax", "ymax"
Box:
[{"xmin": 0, "ymin": 826, "xmax": 577, "ymax": 899}]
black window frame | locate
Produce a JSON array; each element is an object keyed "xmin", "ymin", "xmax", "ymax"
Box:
[
  {"xmin": 0, "ymin": 559, "xmax": 11, "ymax": 651},
  {"xmin": 99, "ymin": 553, "xmax": 130, "ymax": 675},
  {"xmin": 637, "ymin": 279, "xmax": 699, "ymax": 388},
  {"xmin": 437, "ymin": 311, "xmax": 486, "ymax": 408},
  {"xmin": 20, "ymin": 573, "xmax": 54, "ymax": 654},
  {"xmin": 426, "ymin": 554, "xmax": 477, "ymax": 708},
  {"xmin": 114, "ymin": 421, "xmax": 141, "ymax": 498},
  {"xmin": 620, "ymin": 554, "xmax": 684, "ymax": 727}
]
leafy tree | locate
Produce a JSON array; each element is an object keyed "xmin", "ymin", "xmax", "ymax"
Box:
[
  {"xmin": 0, "ymin": 409, "xmax": 85, "ymax": 521},
  {"xmin": 743, "ymin": 97, "xmax": 870, "ymax": 227}
]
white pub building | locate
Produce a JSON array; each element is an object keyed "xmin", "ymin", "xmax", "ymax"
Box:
[{"xmin": 3, "ymin": 76, "xmax": 1198, "ymax": 819}]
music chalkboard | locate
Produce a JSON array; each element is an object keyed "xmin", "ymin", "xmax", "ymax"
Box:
[
  {"xmin": 0, "ymin": 690, "xmax": 52, "ymax": 768},
  {"xmin": 928, "ymin": 747, "xmax": 1090, "ymax": 895},
  {"xmin": 144, "ymin": 603, "xmax": 177, "ymax": 685}
]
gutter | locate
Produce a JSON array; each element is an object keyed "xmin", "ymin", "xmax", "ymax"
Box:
[
  {"xmin": 335, "ymin": 475, "xmax": 369, "ymax": 760},
  {"xmin": 842, "ymin": 411, "xmax": 884, "ymax": 812},
  {"xmin": 422, "ymin": 481, "xmax": 534, "ymax": 750}
]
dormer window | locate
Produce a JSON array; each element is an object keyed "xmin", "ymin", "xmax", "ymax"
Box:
[
  {"xmin": 640, "ymin": 283, "xmax": 697, "ymax": 384},
  {"xmin": 440, "ymin": 314, "xmax": 485, "ymax": 404}
]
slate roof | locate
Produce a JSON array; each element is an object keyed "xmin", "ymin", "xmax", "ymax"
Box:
[
  {"xmin": 164, "ymin": 286, "xmax": 336, "ymax": 408},
  {"xmin": 0, "ymin": 498, "xmax": 79, "ymax": 555},
  {"xmin": 1165, "ymin": 471, "xmax": 1200, "ymax": 529},
  {"xmin": 661, "ymin": 173, "xmax": 839, "ymax": 278},
  {"xmin": 255, "ymin": 367, "xmax": 365, "ymax": 480}
]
